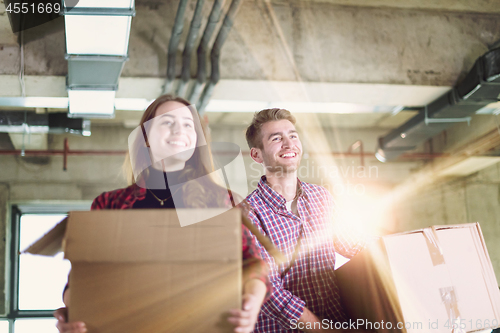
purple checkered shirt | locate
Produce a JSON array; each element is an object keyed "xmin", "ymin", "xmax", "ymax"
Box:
[{"xmin": 245, "ymin": 176, "xmax": 364, "ymax": 332}]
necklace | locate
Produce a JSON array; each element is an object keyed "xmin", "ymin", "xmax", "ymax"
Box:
[{"xmin": 147, "ymin": 188, "xmax": 180, "ymax": 206}]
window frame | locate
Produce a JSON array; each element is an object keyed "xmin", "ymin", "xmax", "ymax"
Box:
[{"xmin": 2, "ymin": 201, "xmax": 91, "ymax": 332}]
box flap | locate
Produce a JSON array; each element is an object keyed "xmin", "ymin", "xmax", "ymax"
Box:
[
  {"xmin": 383, "ymin": 223, "xmax": 480, "ymax": 238},
  {"xmin": 383, "ymin": 223, "xmax": 500, "ymax": 332},
  {"xmin": 65, "ymin": 209, "xmax": 241, "ymax": 263},
  {"xmin": 338, "ymin": 223, "xmax": 500, "ymax": 333},
  {"xmin": 22, "ymin": 218, "xmax": 68, "ymax": 256}
]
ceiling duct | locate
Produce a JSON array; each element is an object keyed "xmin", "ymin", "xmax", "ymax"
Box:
[
  {"xmin": 63, "ymin": 0, "xmax": 135, "ymax": 119},
  {"xmin": 376, "ymin": 47, "xmax": 500, "ymax": 162},
  {"xmin": 0, "ymin": 111, "xmax": 90, "ymax": 136}
]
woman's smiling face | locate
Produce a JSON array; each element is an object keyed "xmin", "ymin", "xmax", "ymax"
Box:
[{"xmin": 145, "ymin": 101, "xmax": 197, "ymax": 170}]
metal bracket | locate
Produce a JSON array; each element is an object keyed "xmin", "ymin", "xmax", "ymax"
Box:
[
  {"xmin": 65, "ymin": 54, "xmax": 129, "ymax": 62},
  {"xmin": 424, "ymin": 107, "xmax": 471, "ymax": 126},
  {"xmin": 62, "ymin": 7, "xmax": 136, "ymax": 17}
]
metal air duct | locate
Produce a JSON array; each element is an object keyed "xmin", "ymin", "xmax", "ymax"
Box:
[{"xmin": 376, "ymin": 47, "xmax": 500, "ymax": 162}]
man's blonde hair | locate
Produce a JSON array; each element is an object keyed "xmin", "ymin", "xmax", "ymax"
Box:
[{"xmin": 245, "ymin": 108, "xmax": 296, "ymax": 149}]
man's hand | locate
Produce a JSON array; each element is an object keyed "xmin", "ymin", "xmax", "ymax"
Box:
[
  {"xmin": 227, "ymin": 279, "xmax": 267, "ymax": 333},
  {"xmin": 53, "ymin": 307, "xmax": 87, "ymax": 333}
]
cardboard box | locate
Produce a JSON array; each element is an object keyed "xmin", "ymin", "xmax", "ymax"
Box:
[
  {"xmin": 336, "ymin": 223, "xmax": 500, "ymax": 333},
  {"xmin": 24, "ymin": 209, "xmax": 242, "ymax": 333}
]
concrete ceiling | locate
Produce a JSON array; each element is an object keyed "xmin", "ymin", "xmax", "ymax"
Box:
[
  {"xmin": 1, "ymin": 0, "xmax": 499, "ymax": 80},
  {"xmin": 0, "ymin": 0, "xmax": 499, "ymax": 129},
  {"xmin": 273, "ymin": 0, "xmax": 500, "ymax": 14}
]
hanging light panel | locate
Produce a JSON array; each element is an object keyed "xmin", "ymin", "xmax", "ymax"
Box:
[
  {"xmin": 65, "ymin": 15, "xmax": 132, "ymax": 56},
  {"xmin": 68, "ymin": 90, "xmax": 116, "ymax": 118},
  {"xmin": 63, "ymin": 0, "xmax": 135, "ymax": 119}
]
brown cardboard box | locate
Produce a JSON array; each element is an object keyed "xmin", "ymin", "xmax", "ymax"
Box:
[
  {"xmin": 24, "ymin": 209, "xmax": 242, "ymax": 333},
  {"xmin": 336, "ymin": 223, "xmax": 500, "ymax": 333}
]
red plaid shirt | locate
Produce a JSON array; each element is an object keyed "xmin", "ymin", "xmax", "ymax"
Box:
[
  {"xmin": 90, "ymin": 184, "xmax": 271, "ymax": 298},
  {"xmin": 245, "ymin": 176, "xmax": 364, "ymax": 332}
]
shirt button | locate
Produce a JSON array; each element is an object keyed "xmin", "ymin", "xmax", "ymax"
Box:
[
  {"xmin": 318, "ymin": 291, "xmax": 322, "ymax": 297},
  {"xmin": 312, "ymin": 268, "xmax": 317, "ymax": 273}
]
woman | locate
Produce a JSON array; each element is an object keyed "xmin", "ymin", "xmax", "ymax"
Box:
[{"xmin": 54, "ymin": 95, "xmax": 270, "ymax": 333}]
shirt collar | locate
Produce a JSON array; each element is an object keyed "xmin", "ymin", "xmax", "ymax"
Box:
[{"xmin": 257, "ymin": 175, "xmax": 304, "ymax": 211}]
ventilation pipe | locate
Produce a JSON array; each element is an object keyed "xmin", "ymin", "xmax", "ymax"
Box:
[
  {"xmin": 188, "ymin": 0, "xmax": 225, "ymax": 104},
  {"xmin": 176, "ymin": 0, "xmax": 206, "ymax": 97},
  {"xmin": 163, "ymin": 0, "xmax": 242, "ymax": 111},
  {"xmin": 163, "ymin": 0, "xmax": 190, "ymax": 95},
  {"xmin": 376, "ymin": 47, "xmax": 500, "ymax": 162},
  {"xmin": 197, "ymin": 0, "xmax": 243, "ymax": 114}
]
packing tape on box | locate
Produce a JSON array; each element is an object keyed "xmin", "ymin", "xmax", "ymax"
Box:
[
  {"xmin": 423, "ymin": 227, "xmax": 445, "ymax": 266},
  {"xmin": 425, "ymin": 228, "xmax": 465, "ymax": 332},
  {"xmin": 440, "ymin": 286, "xmax": 466, "ymax": 333}
]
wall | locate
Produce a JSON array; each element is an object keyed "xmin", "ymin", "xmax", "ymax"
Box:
[
  {"xmin": 391, "ymin": 161, "xmax": 500, "ymax": 285},
  {"xmin": 0, "ymin": 125, "xmax": 129, "ymax": 315},
  {"xmin": 2, "ymin": 2, "xmax": 500, "ymax": 86},
  {"xmin": 1, "ymin": 119, "xmax": 499, "ymax": 313}
]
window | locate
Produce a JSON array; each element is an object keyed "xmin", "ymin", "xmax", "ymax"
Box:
[
  {"xmin": 18, "ymin": 214, "xmax": 70, "ymax": 311},
  {"xmin": 2, "ymin": 203, "xmax": 90, "ymax": 333}
]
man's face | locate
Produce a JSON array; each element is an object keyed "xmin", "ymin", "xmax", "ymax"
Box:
[{"xmin": 251, "ymin": 119, "xmax": 302, "ymax": 175}]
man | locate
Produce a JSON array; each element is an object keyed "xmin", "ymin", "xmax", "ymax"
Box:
[{"xmin": 244, "ymin": 108, "xmax": 364, "ymax": 332}]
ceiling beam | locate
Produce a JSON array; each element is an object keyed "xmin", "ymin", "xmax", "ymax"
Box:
[{"xmin": 0, "ymin": 75, "xmax": 451, "ymax": 111}]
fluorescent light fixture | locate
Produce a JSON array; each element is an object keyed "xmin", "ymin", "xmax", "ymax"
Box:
[
  {"xmin": 0, "ymin": 97, "xmax": 68, "ymax": 109},
  {"xmin": 65, "ymin": 15, "xmax": 131, "ymax": 55},
  {"xmin": 476, "ymin": 101, "xmax": 500, "ymax": 114},
  {"xmin": 0, "ymin": 125, "xmax": 49, "ymax": 134},
  {"xmin": 438, "ymin": 156, "xmax": 500, "ymax": 177},
  {"xmin": 69, "ymin": 0, "xmax": 134, "ymax": 9},
  {"xmin": 82, "ymin": 120, "xmax": 91, "ymax": 136},
  {"xmin": 476, "ymin": 107, "xmax": 500, "ymax": 115},
  {"xmin": 68, "ymin": 90, "xmax": 116, "ymax": 118}
]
